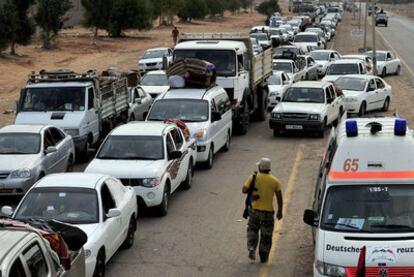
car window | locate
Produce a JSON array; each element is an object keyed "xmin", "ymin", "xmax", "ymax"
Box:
[
  {"xmin": 43, "ymin": 129, "xmax": 55, "ymax": 148},
  {"xmin": 325, "ymin": 88, "xmax": 332, "ymax": 102},
  {"xmin": 166, "ymin": 134, "xmax": 176, "ymax": 153},
  {"xmin": 23, "ymin": 243, "xmax": 49, "ymax": 277},
  {"xmin": 49, "ymin": 127, "xmax": 65, "ymax": 145},
  {"xmin": 367, "ymin": 79, "xmax": 377, "ymax": 91},
  {"xmin": 386, "ymin": 52, "xmax": 391, "ymax": 60},
  {"xmin": 330, "ymin": 53, "xmax": 334, "ymax": 59},
  {"xmin": 88, "ymin": 87, "xmax": 94, "ymax": 110},
  {"xmin": 375, "ymin": 78, "xmax": 385, "ymax": 89},
  {"xmin": 137, "ymin": 88, "xmax": 146, "ymax": 98},
  {"xmin": 9, "ymin": 257, "xmax": 27, "ymax": 277},
  {"xmin": 328, "ymin": 86, "xmax": 336, "ymax": 99},
  {"xmin": 170, "ymin": 128, "xmax": 183, "ymax": 149},
  {"xmin": 308, "ymin": 57, "xmax": 315, "ymax": 65},
  {"xmin": 101, "ymin": 183, "xmax": 116, "ymax": 214}
]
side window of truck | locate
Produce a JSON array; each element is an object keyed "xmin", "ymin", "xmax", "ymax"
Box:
[
  {"xmin": 237, "ymin": 55, "xmax": 245, "ymax": 71},
  {"xmin": 9, "ymin": 257, "xmax": 27, "ymax": 277},
  {"xmin": 88, "ymin": 87, "xmax": 94, "ymax": 110},
  {"xmin": 23, "ymin": 242, "xmax": 49, "ymax": 277}
]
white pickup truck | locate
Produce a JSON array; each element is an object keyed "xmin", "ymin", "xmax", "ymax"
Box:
[
  {"xmin": 174, "ymin": 33, "xmax": 272, "ymax": 135},
  {"xmin": 15, "ymin": 69, "xmax": 129, "ymax": 161}
]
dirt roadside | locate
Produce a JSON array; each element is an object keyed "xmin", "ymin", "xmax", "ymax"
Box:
[{"xmin": 0, "ymin": 11, "xmax": 266, "ymax": 127}]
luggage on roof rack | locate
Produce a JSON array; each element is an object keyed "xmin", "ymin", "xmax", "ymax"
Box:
[{"xmin": 167, "ymin": 58, "xmax": 216, "ymax": 88}]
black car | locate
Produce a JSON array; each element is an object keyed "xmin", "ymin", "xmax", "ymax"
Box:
[{"xmin": 375, "ymin": 12, "xmax": 388, "ymax": 27}]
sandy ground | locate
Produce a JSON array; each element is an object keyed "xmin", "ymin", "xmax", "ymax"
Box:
[
  {"xmin": 0, "ymin": 11, "xmax": 266, "ymax": 127},
  {"xmin": 382, "ymin": 3, "xmax": 414, "ymax": 19}
]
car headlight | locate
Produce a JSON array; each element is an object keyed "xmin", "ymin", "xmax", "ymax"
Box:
[
  {"xmin": 309, "ymin": 114, "xmax": 320, "ymax": 120},
  {"xmin": 10, "ymin": 168, "xmax": 32, "ymax": 179},
  {"xmin": 272, "ymin": 113, "xmax": 282, "ymax": 119},
  {"xmin": 315, "ymin": 260, "xmax": 346, "ymax": 276},
  {"xmin": 64, "ymin": 129, "xmax": 79, "ymax": 136},
  {"xmin": 194, "ymin": 129, "xmax": 207, "ymax": 141},
  {"xmin": 142, "ymin": 178, "xmax": 161, "ymax": 188},
  {"xmin": 345, "ymin": 97, "xmax": 358, "ymax": 103}
]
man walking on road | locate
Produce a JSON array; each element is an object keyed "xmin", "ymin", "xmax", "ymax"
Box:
[
  {"xmin": 172, "ymin": 26, "xmax": 179, "ymax": 46},
  {"xmin": 242, "ymin": 158, "xmax": 283, "ymax": 263}
]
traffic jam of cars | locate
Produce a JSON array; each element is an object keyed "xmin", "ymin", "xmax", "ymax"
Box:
[{"xmin": 0, "ymin": 1, "xmax": 408, "ymax": 276}]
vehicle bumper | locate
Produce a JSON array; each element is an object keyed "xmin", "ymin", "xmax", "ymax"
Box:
[
  {"xmin": 85, "ymin": 255, "xmax": 96, "ymax": 277},
  {"xmin": 376, "ymin": 19, "xmax": 387, "ymax": 24},
  {"xmin": 139, "ymin": 65, "xmax": 163, "ymax": 73},
  {"xmin": 195, "ymin": 141, "xmax": 211, "ymax": 162},
  {"xmin": 0, "ymin": 176, "xmax": 38, "ymax": 196},
  {"xmin": 134, "ymin": 184, "xmax": 164, "ymax": 207},
  {"xmin": 72, "ymin": 135, "xmax": 88, "ymax": 153},
  {"xmin": 269, "ymin": 119, "xmax": 324, "ymax": 132},
  {"xmin": 344, "ymin": 102, "xmax": 360, "ymax": 114}
]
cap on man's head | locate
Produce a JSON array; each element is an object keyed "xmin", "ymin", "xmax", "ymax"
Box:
[{"xmin": 257, "ymin": 157, "xmax": 271, "ymax": 171}]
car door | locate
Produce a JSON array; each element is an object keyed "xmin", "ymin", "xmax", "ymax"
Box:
[
  {"xmin": 328, "ymin": 85, "xmax": 340, "ymax": 121},
  {"xmin": 169, "ymin": 127, "xmax": 189, "ymax": 186},
  {"xmin": 365, "ymin": 78, "xmax": 378, "ymax": 111},
  {"xmin": 388, "ymin": 52, "xmax": 398, "ymax": 72},
  {"xmin": 237, "ymin": 54, "xmax": 249, "ymax": 94},
  {"xmin": 86, "ymin": 87, "xmax": 100, "ymax": 144},
  {"xmin": 42, "ymin": 129, "xmax": 59, "ymax": 174},
  {"xmin": 375, "ymin": 78, "xmax": 388, "ymax": 109},
  {"xmin": 100, "ymin": 182, "xmax": 122, "ymax": 260},
  {"xmin": 324, "ymin": 87, "xmax": 335, "ymax": 124},
  {"xmin": 21, "ymin": 241, "xmax": 50, "ymax": 277},
  {"xmin": 209, "ymin": 98, "xmax": 222, "ymax": 151},
  {"xmin": 136, "ymin": 87, "xmax": 151, "ymax": 120},
  {"xmin": 307, "ymin": 57, "xmax": 318, "ymax": 80},
  {"xmin": 48, "ymin": 127, "xmax": 68, "ymax": 172},
  {"xmin": 107, "ymin": 178, "xmax": 130, "ymax": 242}
]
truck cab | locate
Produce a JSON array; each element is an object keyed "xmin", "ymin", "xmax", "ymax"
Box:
[{"xmin": 304, "ymin": 117, "xmax": 414, "ymax": 276}]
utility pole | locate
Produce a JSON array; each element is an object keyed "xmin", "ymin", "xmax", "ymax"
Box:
[
  {"xmin": 353, "ymin": 0, "xmax": 356, "ymax": 19},
  {"xmin": 363, "ymin": 0, "xmax": 368, "ymax": 51},
  {"xmin": 372, "ymin": 1, "xmax": 377, "ymax": 75},
  {"xmin": 359, "ymin": 1, "xmax": 362, "ymax": 29}
]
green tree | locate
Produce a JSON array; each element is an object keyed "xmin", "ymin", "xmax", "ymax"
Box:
[
  {"xmin": 81, "ymin": 0, "xmax": 113, "ymax": 39},
  {"xmin": 159, "ymin": 0, "xmax": 184, "ymax": 25},
  {"xmin": 10, "ymin": 0, "xmax": 35, "ymax": 55},
  {"xmin": 107, "ymin": 0, "xmax": 152, "ymax": 37},
  {"xmin": 0, "ymin": 0, "xmax": 18, "ymax": 53},
  {"xmin": 178, "ymin": 0, "xmax": 208, "ymax": 22},
  {"xmin": 227, "ymin": 0, "xmax": 241, "ymax": 14},
  {"xmin": 35, "ymin": 0, "xmax": 72, "ymax": 49},
  {"xmin": 256, "ymin": 0, "xmax": 280, "ymax": 18},
  {"xmin": 206, "ymin": 0, "xmax": 226, "ymax": 16}
]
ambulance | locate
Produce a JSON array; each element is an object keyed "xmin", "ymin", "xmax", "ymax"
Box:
[{"xmin": 304, "ymin": 117, "xmax": 414, "ymax": 276}]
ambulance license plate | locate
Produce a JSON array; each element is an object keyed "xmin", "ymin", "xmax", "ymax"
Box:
[{"xmin": 285, "ymin": 125, "xmax": 303, "ymax": 130}]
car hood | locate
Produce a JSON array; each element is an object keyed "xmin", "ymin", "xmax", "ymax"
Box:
[
  {"xmin": 322, "ymin": 75, "xmax": 341, "ymax": 82},
  {"xmin": 315, "ymin": 60, "xmax": 329, "ymax": 67},
  {"xmin": 139, "ymin": 57, "xmax": 162, "ymax": 64},
  {"xmin": 141, "ymin": 85, "xmax": 170, "ymax": 94},
  {"xmin": 0, "ymin": 154, "xmax": 39, "ymax": 171},
  {"xmin": 342, "ymin": 89, "xmax": 363, "ymax": 97},
  {"xmin": 268, "ymin": 85, "xmax": 283, "ymax": 93},
  {"xmin": 77, "ymin": 223, "xmax": 99, "ymax": 241},
  {"xmin": 15, "ymin": 111, "xmax": 85, "ymax": 129},
  {"xmin": 85, "ymin": 159, "xmax": 165, "ymax": 178},
  {"xmin": 274, "ymin": 102, "xmax": 325, "ymax": 114}
]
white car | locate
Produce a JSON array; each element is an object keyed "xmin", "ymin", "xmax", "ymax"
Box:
[
  {"xmin": 299, "ymin": 55, "xmax": 319, "ymax": 80},
  {"xmin": 322, "ymin": 59, "xmax": 369, "ymax": 83},
  {"xmin": 0, "ymin": 124, "xmax": 75, "ymax": 196},
  {"xmin": 139, "ymin": 70, "xmax": 170, "ymax": 100},
  {"xmin": 267, "ymin": 71, "xmax": 292, "ymax": 110},
  {"xmin": 365, "ymin": 50, "xmax": 401, "ymax": 77},
  {"xmin": 128, "ymin": 86, "xmax": 152, "ymax": 121},
  {"xmin": 8, "ymin": 173, "xmax": 137, "ymax": 277},
  {"xmin": 341, "ymin": 54, "xmax": 374, "ymax": 74},
  {"xmin": 293, "ymin": 32, "xmax": 324, "ymax": 53},
  {"xmin": 269, "ymin": 81, "xmax": 344, "ymax": 137},
  {"xmin": 273, "ymin": 59, "xmax": 306, "ymax": 83},
  {"xmin": 138, "ymin": 48, "xmax": 173, "ymax": 73},
  {"xmin": 305, "ymin": 27, "xmax": 327, "ymax": 48},
  {"xmin": 310, "ymin": 49, "xmax": 341, "ymax": 77},
  {"xmin": 335, "ymin": 75, "xmax": 392, "ymax": 116},
  {"xmin": 146, "ymin": 86, "xmax": 232, "ymax": 169},
  {"xmin": 85, "ymin": 122, "xmax": 197, "ymax": 216},
  {"xmin": 250, "ymin": 32, "xmax": 271, "ymax": 49}
]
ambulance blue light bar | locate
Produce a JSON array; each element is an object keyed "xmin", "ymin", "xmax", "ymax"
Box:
[
  {"xmin": 346, "ymin": 120, "xmax": 358, "ymax": 137},
  {"xmin": 394, "ymin": 118, "xmax": 406, "ymax": 136}
]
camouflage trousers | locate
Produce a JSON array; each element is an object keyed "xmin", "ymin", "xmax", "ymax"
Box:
[{"xmin": 247, "ymin": 208, "xmax": 275, "ymax": 259}]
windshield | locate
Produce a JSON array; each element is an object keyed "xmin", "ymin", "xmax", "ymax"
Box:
[
  {"xmin": 282, "ymin": 87, "xmax": 324, "ymax": 103},
  {"xmin": 98, "ymin": 135, "xmax": 164, "ymax": 160},
  {"xmin": 143, "ymin": 49, "xmax": 168, "ymax": 59},
  {"xmin": 294, "ymin": 34, "xmax": 318, "ymax": 43},
  {"xmin": 250, "ymin": 33, "xmax": 268, "ymax": 41},
  {"xmin": 267, "ymin": 75, "xmax": 282, "ymax": 85},
  {"xmin": 274, "ymin": 47, "xmax": 298, "ymax": 57},
  {"xmin": 327, "ymin": 64, "xmax": 359, "ymax": 75},
  {"xmin": 148, "ymin": 99, "xmax": 209, "ymax": 122},
  {"xmin": 269, "ymin": 29, "xmax": 282, "ymax": 36},
  {"xmin": 15, "ymin": 187, "xmax": 99, "ymax": 224},
  {"xmin": 335, "ymin": 77, "xmax": 367, "ymax": 91},
  {"xmin": 321, "ymin": 185, "xmax": 414, "ymax": 233},
  {"xmin": 22, "ymin": 87, "xmax": 85, "ymax": 112},
  {"xmin": 366, "ymin": 52, "xmax": 386, "ymax": 61},
  {"xmin": 174, "ymin": 50, "xmax": 236, "ymax": 76},
  {"xmin": 310, "ymin": 51, "xmax": 330, "ymax": 61},
  {"xmin": 0, "ymin": 133, "xmax": 41, "ymax": 154},
  {"xmin": 141, "ymin": 74, "xmax": 168, "ymax": 86},
  {"xmin": 273, "ymin": 62, "xmax": 293, "ymax": 73}
]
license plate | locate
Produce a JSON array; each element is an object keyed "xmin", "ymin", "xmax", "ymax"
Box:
[{"xmin": 285, "ymin": 125, "xmax": 303, "ymax": 130}]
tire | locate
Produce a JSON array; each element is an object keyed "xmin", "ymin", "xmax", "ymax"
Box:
[
  {"xmin": 78, "ymin": 138, "xmax": 91, "ymax": 163},
  {"xmin": 222, "ymin": 132, "xmax": 231, "ymax": 152},
  {"xmin": 93, "ymin": 249, "xmax": 105, "ymax": 277},
  {"xmin": 182, "ymin": 162, "xmax": 193, "ymax": 190},
  {"xmin": 157, "ymin": 185, "xmax": 170, "ymax": 216},
  {"xmin": 255, "ymin": 89, "xmax": 267, "ymax": 121},
  {"xmin": 235, "ymin": 100, "xmax": 249, "ymax": 135},
  {"xmin": 305, "ymin": 73, "xmax": 309, "ymax": 80},
  {"xmin": 66, "ymin": 155, "xmax": 74, "ymax": 172},
  {"xmin": 121, "ymin": 217, "xmax": 136, "ymax": 249},
  {"xmin": 395, "ymin": 65, "xmax": 401, "ymax": 75},
  {"xmin": 381, "ymin": 67, "xmax": 386, "ymax": 78},
  {"xmin": 382, "ymin": 97, "xmax": 390, "ymax": 112},
  {"xmin": 203, "ymin": 145, "xmax": 214, "ymax": 169},
  {"xmin": 359, "ymin": 102, "xmax": 367, "ymax": 117}
]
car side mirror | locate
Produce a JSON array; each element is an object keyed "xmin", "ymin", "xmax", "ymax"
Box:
[
  {"xmin": 1, "ymin": 206, "xmax": 13, "ymax": 217},
  {"xmin": 45, "ymin": 146, "xmax": 57, "ymax": 155},
  {"xmin": 211, "ymin": 111, "xmax": 222, "ymax": 122},
  {"xmin": 135, "ymin": 98, "xmax": 142, "ymax": 104},
  {"xmin": 303, "ymin": 209, "xmax": 318, "ymax": 227},
  {"xmin": 168, "ymin": 150, "xmax": 182, "ymax": 160},
  {"xmin": 106, "ymin": 208, "xmax": 121, "ymax": 218}
]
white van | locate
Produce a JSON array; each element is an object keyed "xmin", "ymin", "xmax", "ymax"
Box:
[
  {"xmin": 304, "ymin": 117, "xmax": 414, "ymax": 276},
  {"xmin": 146, "ymin": 85, "xmax": 232, "ymax": 169}
]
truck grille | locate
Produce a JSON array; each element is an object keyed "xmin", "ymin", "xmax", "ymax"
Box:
[
  {"xmin": 0, "ymin": 172, "xmax": 10, "ymax": 179},
  {"xmin": 120, "ymin": 179, "xmax": 143, "ymax": 187},
  {"xmin": 282, "ymin": 113, "xmax": 309, "ymax": 120},
  {"xmin": 146, "ymin": 63, "xmax": 157, "ymax": 67}
]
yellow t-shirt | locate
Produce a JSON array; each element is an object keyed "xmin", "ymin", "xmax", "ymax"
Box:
[{"xmin": 244, "ymin": 173, "xmax": 281, "ymax": 212}]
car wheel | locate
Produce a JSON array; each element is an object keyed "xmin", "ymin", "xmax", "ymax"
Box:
[
  {"xmin": 182, "ymin": 162, "xmax": 193, "ymax": 190},
  {"xmin": 66, "ymin": 155, "xmax": 74, "ymax": 172},
  {"xmin": 381, "ymin": 67, "xmax": 386, "ymax": 78},
  {"xmin": 395, "ymin": 65, "xmax": 401, "ymax": 75},
  {"xmin": 235, "ymin": 100, "xmax": 249, "ymax": 135},
  {"xmin": 382, "ymin": 97, "xmax": 390, "ymax": 112},
  {"xmin": 222, "ymin": 132, "xmax": 231, "ymax": 152},
  {"xmin": 157, "ymin": 185, "xmax": 170, "ymax": 216},
  {"xmin": 121, "ymin": 217, "xmax": 136, "ymax": 249},
  {"xmin": 78, "ymin": 139, "xmax": 91, "ymax": 163},
  {"xmin": 93, "ymin": 249, "xmax": 105, "ymax": 277},
  {"xmin": 305, "ymin": 73, "xmax": 309, "ymax": 80},
  {"xmin": 359, "ymin": 102, "xmax": 367, "ymax": 117},
  {"xmin": 203, "ymin": 145, "xmax": 214, "ymax": 169}
]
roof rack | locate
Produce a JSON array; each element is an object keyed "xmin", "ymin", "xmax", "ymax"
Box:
[
  {"xmin": 28, "ymin": 69, "xmax": 98, "ymax": 84},
  {"xmin": 180, "ymin": 32, "xmax": 249, "ymax": 41}
]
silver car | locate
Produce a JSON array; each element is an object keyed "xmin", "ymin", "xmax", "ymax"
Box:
[{"xmin": 0, "ymin": 124, "xmax": 75, "ymax": 196}]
